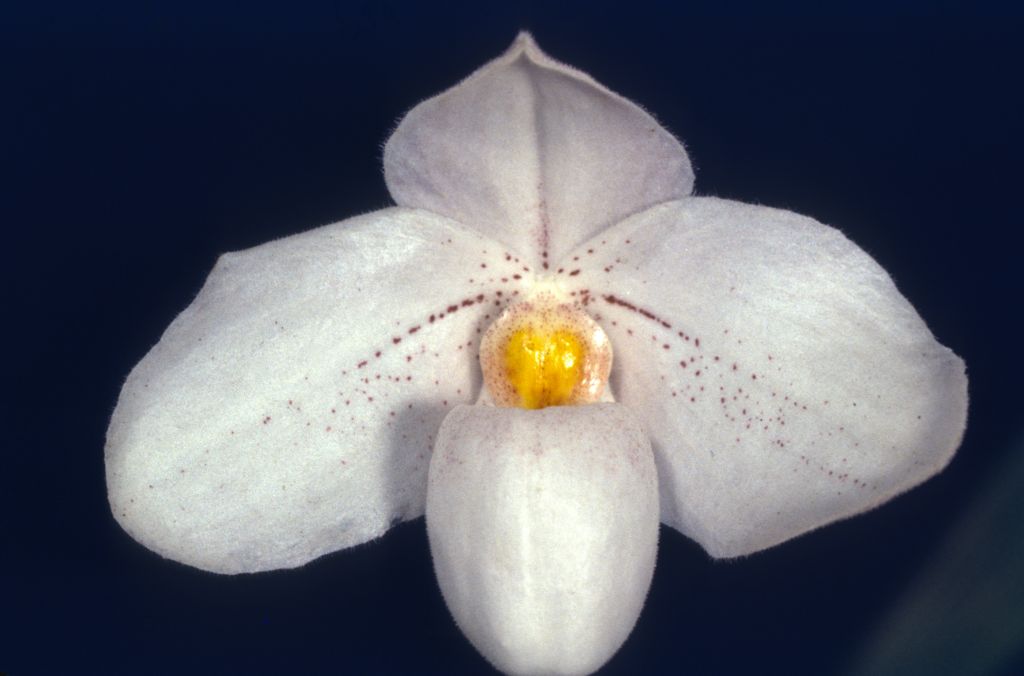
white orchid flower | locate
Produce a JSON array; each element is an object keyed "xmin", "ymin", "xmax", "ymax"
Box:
[{"xmin": 106, "ymin": 33, "xmax": 968, "ymax": 675}]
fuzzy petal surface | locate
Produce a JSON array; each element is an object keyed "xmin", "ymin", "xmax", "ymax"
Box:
[
  {"xmin": 384, "ymin": 33, "xmax": 693, "ymax": 271},
  {"xmin": 568, "ymin": 197, "xmax": 968, "ymax": 558},
  {"xmin": 106, "ymin": 208, "xmax": 529, "ymax": 573},
  {"xmin": 427, "ymin": 404, "xmax": 659, "ymax": 675}
]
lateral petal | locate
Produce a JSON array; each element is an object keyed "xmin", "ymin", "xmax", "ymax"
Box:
[
  {"xmin": 384, "ymin": 33, "xmax": 693, "ymax": 271},
  {"xmin": 570, "ymin": 197, "xmax": 967, "ymax": 558},
  {"xmin": 427, "ymin": 404, "xmax": 659, "ymax": 675},
  {"xmin": 106, "ymin": 208, "xmax": 528, "ymax": 573}
]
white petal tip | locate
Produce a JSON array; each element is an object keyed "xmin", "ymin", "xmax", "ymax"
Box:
[{"xmin": 510, "ymin": 30, "xmax": 538, "ymax": 52}]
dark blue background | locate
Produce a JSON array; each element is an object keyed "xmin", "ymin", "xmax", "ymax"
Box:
[{"xmin": 6, "ymin": 1, "xmax": 1023, "ymax": 674}]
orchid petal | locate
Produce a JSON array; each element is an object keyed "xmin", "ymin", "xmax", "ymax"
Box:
[
  {"xmin": 570, "ymin": 197, "xmax": 967, "ymax": 558},
  {"xmin": 427, "ymin": 403, "xmax": 658, "ymax": 675},
  {"xmin": 384, "ymin": 32, "xmax": 693, "ymax": 271},
  {"xmin": 106, "ymin": 208, "xmax": 528, "ymax": 574}
]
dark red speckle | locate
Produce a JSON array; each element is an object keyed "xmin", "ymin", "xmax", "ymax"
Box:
[{"xmin": 603, "ymin": 295, "xmax": 672, "ymax": 329}]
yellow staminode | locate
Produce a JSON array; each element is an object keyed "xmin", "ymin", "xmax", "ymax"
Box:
[
  {"xmin": 480, "ymin": 292, "xmax": 612, "ymax": 409},
  {"xmin": 505, "ymin": 328, "xmax": 585, "ymax": 409}
]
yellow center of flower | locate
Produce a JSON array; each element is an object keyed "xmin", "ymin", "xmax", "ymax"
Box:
[
  {"xmin": 480, "ymin": 291, "xmax": 612, "ymax": 409},
  {"xmin": 504, "ymin": 328, "xmax": 586, "ymax": 409}
]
